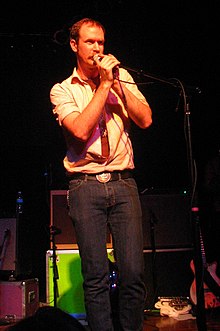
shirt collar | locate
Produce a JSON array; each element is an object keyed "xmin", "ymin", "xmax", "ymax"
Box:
[{"xmin": 71, "ymin": 67, "xmax": 86, "ymax": 84}]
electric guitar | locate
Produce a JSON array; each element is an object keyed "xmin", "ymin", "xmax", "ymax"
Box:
[{"xmin": 190, "ymin": 229, "xmax": 220, "ymax": 309}]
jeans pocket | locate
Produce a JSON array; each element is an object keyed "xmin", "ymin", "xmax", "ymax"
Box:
[
  {"xmin": 69, "ymin": 178, "xmax": 85, "ymax": 192},
  {"xmin": 121, "ymin": 177, "xmax": 138, "ymax": 190}
]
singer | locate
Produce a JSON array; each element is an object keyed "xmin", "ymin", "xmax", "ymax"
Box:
[{"xmin": 50, "ymin": 17, "xmax": 152, "ymax": 331}]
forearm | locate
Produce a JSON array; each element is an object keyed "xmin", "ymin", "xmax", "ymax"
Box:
[
  {"xmin": 63, "ymin": 82, "xmax": 111, "ymax": 141},
  {"xmin": 113, "ymin": 81, "xmax": 152, "ymax": 129}
]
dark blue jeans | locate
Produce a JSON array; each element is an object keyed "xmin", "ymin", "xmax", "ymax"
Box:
[{"xmin": 68, "ymin": 177, "xmax": 146, "ymax": 331}]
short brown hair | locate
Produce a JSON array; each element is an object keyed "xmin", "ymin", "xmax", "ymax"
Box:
[{"xmin": 70, "ymin": 18, "xmax": 105, "ymax": 42}]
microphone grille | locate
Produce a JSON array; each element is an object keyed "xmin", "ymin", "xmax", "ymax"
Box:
[{"xmin": 93, "ymin": 54, "xmax": 101, "ymax": 63}]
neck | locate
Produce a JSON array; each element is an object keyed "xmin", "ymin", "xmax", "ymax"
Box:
[
  {"xmin": 77, "ymin": 62, "xmax": 99, "ymax": 79},
  {"xmin": 77, "ymin": 67, "xmax": 100, "ymax": 89}
]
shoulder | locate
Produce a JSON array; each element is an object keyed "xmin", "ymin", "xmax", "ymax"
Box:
[
  {"xmin": 50, "ymin": 75, "xmax": 73, "ymax": 91},
  {"xmin": 119, "ymin": 67, "xmax": 134, "ymax": 81}
]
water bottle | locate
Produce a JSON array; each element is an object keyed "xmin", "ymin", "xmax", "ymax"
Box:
[{"xmin": 16, "ymin": 191, "xmax": 23, "ymax": 215}]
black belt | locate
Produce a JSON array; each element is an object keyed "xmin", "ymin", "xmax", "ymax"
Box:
[{"xmin": 68, "ymin": 170, "xmax": 133, "ymax": 183}]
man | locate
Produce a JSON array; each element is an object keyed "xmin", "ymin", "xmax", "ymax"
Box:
[{"xmin": 50, "ymin": 17, "xmax": 152, "ymax": 331}]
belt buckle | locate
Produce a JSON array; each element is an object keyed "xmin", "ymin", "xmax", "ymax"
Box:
[{"xmin": 96, "ymin": 172, "xmax": 111, "ymax": 183}]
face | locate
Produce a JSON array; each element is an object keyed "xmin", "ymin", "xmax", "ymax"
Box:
[{"xmin": 70, "ymin": 23, "xmax": 105, "ymax": 68}]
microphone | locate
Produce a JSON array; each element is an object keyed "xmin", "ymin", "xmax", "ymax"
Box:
[
  {"xmin": 93, "ymin": 55, "xmax": 119, "ymax": 79},
  {"xmin": 93, "ymin": 54, "xmax": 102, "ymax": 63}
]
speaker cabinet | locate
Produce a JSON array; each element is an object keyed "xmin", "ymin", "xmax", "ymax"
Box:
[
  {"xmin": 46, "ymin": 249, "xmax": 85, "ymax": 315},
  {"xmin": 45, "ymin": 249, "xmax": 193, "ymax": 313},
  {"xmin": 50, "ymin": 191, "xmax": 192, "ymax": 250},
  {"xmin": 0, "ymin": 217, "xmax": 32, "ymax": 279},
  {"xmin": 143, "ymin": 248, "xmax": 194, "ymax": 309},
  {"xmin": 50, "ymin": 190, "xmax": 112, "ymax": 249},
  {"xmin": 46, "ymin": 249, "xmax": 115, "ymax": 316},
  {"xmin": 140, "ymin": 193, "xmax": 193, "ymax": 249},
  {"xmin": 50, "ymin": 190, "xmax": 77, "ymax": 249}
]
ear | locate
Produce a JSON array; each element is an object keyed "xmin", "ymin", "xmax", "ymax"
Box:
[{"xmin": 70, "ymin": 39, "xmax": 77, "ymax": 53}]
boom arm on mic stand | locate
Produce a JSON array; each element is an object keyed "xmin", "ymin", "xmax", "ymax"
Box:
[
  {"xmin": 122, "ymin": 65, "xmax": 179, "ymax": 87},
  {"xmin": 121, "ymin": 64, "xmax": 201, "ymax": 94}
]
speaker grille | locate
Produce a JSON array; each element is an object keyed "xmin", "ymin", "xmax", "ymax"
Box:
[{"xmin": 140, "ymin": 194, "xmax": 193, "ymax": 249}]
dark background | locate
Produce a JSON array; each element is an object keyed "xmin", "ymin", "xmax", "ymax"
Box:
[{"xmin": 0, "ymin": 1, "xmax": 219, "ymax": 300}]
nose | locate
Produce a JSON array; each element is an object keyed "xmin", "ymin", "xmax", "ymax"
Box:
[{"xmin": 93, "ymin": 41, "xmax": 100, "ymax": 51}]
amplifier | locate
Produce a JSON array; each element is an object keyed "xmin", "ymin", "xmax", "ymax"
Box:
[
  {"xmin": 46, "ymin": 249, "xmax": 115, "ymax": 315},
  {"xmin": 46, "ymin": 249, "xmax": 193, "ymax": 313},
  {"xmin": 140, "ymin": 193, "xmax": 193, "ymax": 249},
  {"xmin": 46, "ymin": 249, "xmax": 85, "ymax": 315},
  {"xmin": 50, "ymin": 190, "xmax": 112, "ymax": 249},
  {"xmin": 0, "ymin": 217, "xmax": 32, "ymax": 279}
]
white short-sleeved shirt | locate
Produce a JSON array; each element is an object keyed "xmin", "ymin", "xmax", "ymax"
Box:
[{"xmin": 50, "ymin": 67, "xmax": 149, "ymax": 174}]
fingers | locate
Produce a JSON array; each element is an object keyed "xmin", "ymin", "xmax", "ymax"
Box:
[{"xmin": 98, "ymin": 54, "xmax": 120, "ymax": 71}]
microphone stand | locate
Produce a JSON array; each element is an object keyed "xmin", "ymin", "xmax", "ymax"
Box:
[
  {"xmin": 122, "ymin": 66, "xmax": 206, "ymax": 330},
  {"xmin": 50, "ymin": 226, "xmax": 61, "ymax": 308},
  {"xmin": 184, "ymin": 98, "xmax": 207, "ymax": 331},
  {"xmin": 149, "ymin": 209, "xmax": 158, "ymax": 303}
]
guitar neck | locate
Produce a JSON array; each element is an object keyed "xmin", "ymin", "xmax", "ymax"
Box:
[{"xmin": 199, "ymin": 228, "xmax": 207, "ymax": 268}]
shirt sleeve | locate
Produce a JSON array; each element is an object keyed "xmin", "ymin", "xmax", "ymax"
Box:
[
  {"xmin": 119, "ymin": 68, "xmax": 149, "ymax": 105},
  {"xmin": 50, "ymin": 81, "xmax": 80, "ymax": 126}
]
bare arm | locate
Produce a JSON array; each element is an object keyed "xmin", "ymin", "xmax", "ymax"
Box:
[
  {"xmin": 62, "ymin": 54, "xmax": 152, "ymax": 141},
  {"xmin": 112, "ymin": 80, "xmax": 152, "ymax": 129},
  {"xmin": 62, "ymin": 55, "xmax": 117, "ymax": 141},
  {"xmin": 62, "ymin": 81, "xmax": 111, "ymax": 141}
]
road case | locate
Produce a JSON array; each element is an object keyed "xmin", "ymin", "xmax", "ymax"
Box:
[{"xmin": 0, "ymin": 278, "xmax": 39, "ymax": 320}]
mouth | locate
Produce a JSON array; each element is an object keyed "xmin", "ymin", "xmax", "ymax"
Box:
[{"xmin": 91, "ymin": 57, "xmax": 98, "ymax": 66}]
